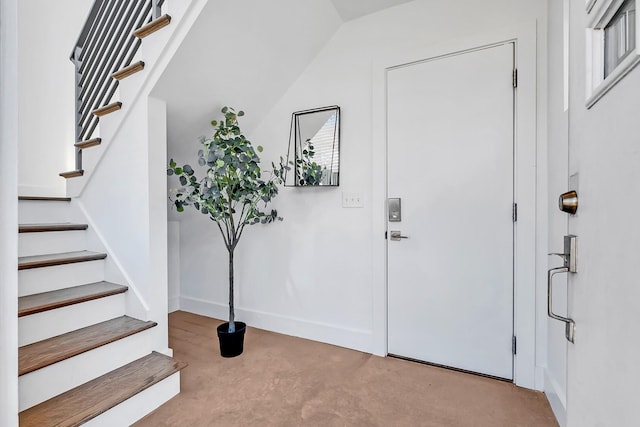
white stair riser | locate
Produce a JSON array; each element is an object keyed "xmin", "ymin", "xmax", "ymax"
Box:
[
  {"xmin": 18, "ymin": 230, "xmax": 87, "ymax": 257},
  {"xmin": 84, "ymin": 373, "xmax": 180, "ymax": 427},
  {"xmin": 68, "ymin": 143, "xmax": 103, "ymax": 197},
  {"xmin": 19, "ymin": 294, "xmax": 126, "ymax": 346},
  {"xmin": 18, "ymin": 201, "xmax": 70, "ymax": 223},
  {"xmin": 19, "ymin": 260, "xmax": 105, "ymax": 296},
  {"xmin": 19, "ymin": 328, "xmax": 154, "ymax": 411}
]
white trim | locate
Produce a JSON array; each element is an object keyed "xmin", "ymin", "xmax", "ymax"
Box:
[
  {"xmin": 372, "ymin": 22, "xmax": 539, "ymax": 389},
  {"xmin": 586, "ymin": 51, "xmax": 640, "ymax": 107},
  {"xmin": 168, "ymin": 296, "xmax": 180, "ymax": 313},
  {"xmin": 0, "ymin": 0, "xmax": 20, "ymax": 423},
  {"xmin": 587, "ymin": 0, "xmax": 599, "ymax": 13},
  {"xmin": 180, "ymin": 296, "xmax": 373, "ymax": 354},
  {"xmin": 146, "ymin": 96, "xmax": 170, "ymax": 351},
  {"xmin": 587, "ymin": 0, "xmax": 628, "ymax": 27},
  {"xmin": 586, "ymin": 0, "xmax": 640, "ymax": 107},
  {"xmin": 545, "ymin": 370, "xmax": 567, "ymax": 427}
]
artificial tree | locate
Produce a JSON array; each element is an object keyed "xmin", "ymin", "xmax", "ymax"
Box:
[{"xmin": 168, "ymin": 107, "xmax": 287, "ymax": 334}]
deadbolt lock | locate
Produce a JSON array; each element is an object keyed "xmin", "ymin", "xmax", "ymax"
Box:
[{"xmin": 559, "ymin": 190, "xmax": 578, "ymax": 215}]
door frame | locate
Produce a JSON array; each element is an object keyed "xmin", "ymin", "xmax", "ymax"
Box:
[{"xmin": 371, "ymin": 22, "xmax": 540, "ymax": 389}]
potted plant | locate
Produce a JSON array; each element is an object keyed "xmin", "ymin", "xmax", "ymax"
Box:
[{"xmin": 167, "ymin": 107, "xmax": 287, "ymax": 357}]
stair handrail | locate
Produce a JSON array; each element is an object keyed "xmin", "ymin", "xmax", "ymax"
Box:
[{"xmin": 69, "ymin": 0, "xmax": 164, "ymax": 171}]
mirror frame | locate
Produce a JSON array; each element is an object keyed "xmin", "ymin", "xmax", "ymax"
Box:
[{"xmin": 285, "ymin": 105, "xmax": 341, "ymax": 187}]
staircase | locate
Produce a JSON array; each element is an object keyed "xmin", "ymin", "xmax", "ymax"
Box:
[
  {"xmin": 13, "ymin": 2, "xmax": 197, "ymax": 424},
  {"xmin": 61, "ymin": 0, "xmax": 172, "ymax": 179},
  {"xmin": 16, "ymin": 196, "xmax": 185, "ymax": 426}
]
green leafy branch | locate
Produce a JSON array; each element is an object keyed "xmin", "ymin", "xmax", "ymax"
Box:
[
  {"xmin": 168, "ymin": 107, "xmax": 289, "ymax": 252},
  {"xmin": 296, "ymin": 138, "xmax": 323, "ymax": 186}
]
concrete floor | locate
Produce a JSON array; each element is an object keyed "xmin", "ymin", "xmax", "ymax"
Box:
[{"xmin": 135, "ymin": 311, "xmax": 558, "ymax": 426}]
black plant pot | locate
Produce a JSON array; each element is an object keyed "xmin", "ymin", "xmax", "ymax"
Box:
[{"xmin": 216, "ymin": 322, "xmax": 246, "ymax": 358}]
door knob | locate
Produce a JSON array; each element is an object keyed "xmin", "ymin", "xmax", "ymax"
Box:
[
  {"xmin": 559, "ymin": 190, "xmax": 578, "ymax": 214},
  {"xmin": 389, "ymin": 230, "xmax": 409, "ymax": 241}
]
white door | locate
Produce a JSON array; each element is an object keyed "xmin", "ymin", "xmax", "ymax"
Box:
[{"xmin": 387, "ymin": 43, "xmax": 515, "ymax": 379}]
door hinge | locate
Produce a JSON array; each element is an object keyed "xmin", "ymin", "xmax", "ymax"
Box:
[
  {"xmin": 512, "ymin": 203, "xmax": 518, "ymax": 222},
  {"xmin": 385, "ymin": 231, "xmax": 388, "ymax": 240},
  {"xmin": 512, "ymin": 69, "xmax": 518, "ymax": 88},
  {"xmin": 512, "ymin": 335, "xmax": 517, "ymax": 355}
]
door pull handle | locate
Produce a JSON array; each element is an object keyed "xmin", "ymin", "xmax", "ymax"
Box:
[{"xmin": 547, "ymin": 266, "xmax": 575, "ymax": 343}]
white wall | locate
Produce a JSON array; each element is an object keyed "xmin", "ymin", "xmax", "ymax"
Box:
[
  {"xmin": 17, "ymin": 0, "xmax": 91, "ymax": 196},
  {"xmin": 78, "ymin": 95, "xmax": 169, "ymax": 351},
  {"xmin": 564, "ymin": 0, "xmax": 640, "ymax": 425},
  {"xmin": 160, "ymin": 0, "xmax": 346, "ymax": 333},
  {"xmin": 1, "ymin": 0, "xmax": 20, "ymax": 424},
  {"xmin": 174, "ymin": 0, "xmax": 549, "ymax": 365}
]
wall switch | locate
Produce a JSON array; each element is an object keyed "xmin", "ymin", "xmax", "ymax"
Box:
[{"xmin": 342, "ymin": 192, "xmax": 363, "ymax": 208}]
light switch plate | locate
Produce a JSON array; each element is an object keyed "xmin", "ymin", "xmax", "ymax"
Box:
[{"xmin": 342, "ymin": 192, "xmax": 363, "ymax": 208}]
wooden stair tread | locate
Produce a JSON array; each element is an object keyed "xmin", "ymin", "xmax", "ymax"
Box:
[
  {"xmin": 19, "ymin": 315, "xmax": 157, "ymax": 376},
  {"xmin": 18, "ymin": 281, "xmax": 128, "ymax": 317},
  {"xmin": 112, "ymin": 60, "xmax": 145, "ymax": 80},
  {"xmin": 18, "ymin": 250, "xmax": 106, "ymax": 270},
  {"xmin": 134, "ymin": 14, "xmax": 171, "ymax": 39},
  {"xmin": 74, "ymin": 137, "xmax": 102, "ymax": 149},
  {"xmin": 92, "ymin": 101, "xmax": 122, "ymax": 117},
  {"xmin": 59, "ymin": 170, "xmax": 84, "ymax": 179},
  {"xmin": 19, "ymin": 351, "xmax": 186, "ymax": 427},
  {"xmin": 19, "ymin": 223, "xmax": 88, "ymax": 233},
  {"xmin": 18, "ymin": 196, "xmax": 71, "ymax": 202}
]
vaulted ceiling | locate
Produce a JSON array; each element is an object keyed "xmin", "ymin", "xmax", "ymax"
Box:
[
  {"xmin": 330, "ymin": 0, "xmax": 414, "ymax": 21},
  {"xmin": 154, "ymin": 0, "xmax": 416, "ymax": 200}
]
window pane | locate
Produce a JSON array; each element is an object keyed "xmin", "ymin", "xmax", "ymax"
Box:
[{"xmin": 604, "ymin": 0, "xmax": 636, "ymax": 77}]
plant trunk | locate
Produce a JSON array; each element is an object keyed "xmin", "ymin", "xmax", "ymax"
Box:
[{"xmin": 228, "ymin": 248, "xmax": 235, "ymax": 333}]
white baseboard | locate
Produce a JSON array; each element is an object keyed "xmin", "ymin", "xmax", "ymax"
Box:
[
  {"xmin": 544, "ymin": 370, "xmax": 566, "ymax": 427},
  {"xmin": 179, "ymin": 296, "xmax": 373, "ymax": 354},
  {"xmin": 535, "ymin": 365, "xmax": 546, "ymax": 391},
  {"xmin": 168, "ymin": 296, "xmax": 180, "ymax": 313}
]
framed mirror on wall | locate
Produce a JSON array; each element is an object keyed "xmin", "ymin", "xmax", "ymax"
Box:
[{"xmin": 285, "ymin": 106, "xmax": 340, "ymax": 187}]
